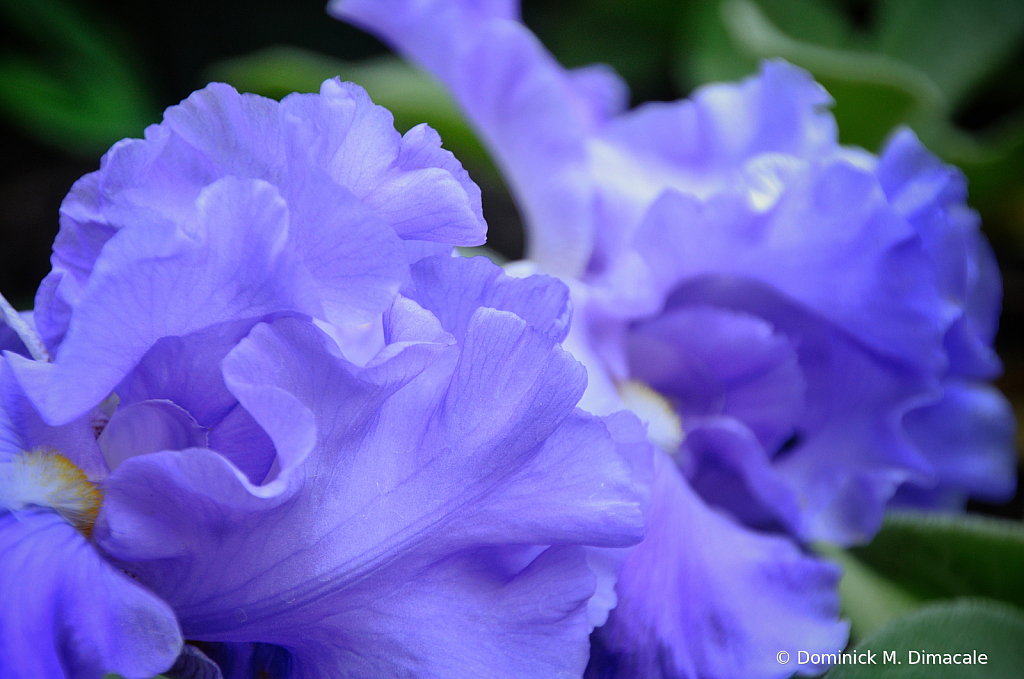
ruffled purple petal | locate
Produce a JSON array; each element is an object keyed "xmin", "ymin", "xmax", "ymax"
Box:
[
  {"xmin": 555, "ymin": 275, "xmax": 631, "ymax": 417},
  {"xmin": 403, "ymin": 254, "xmax": 572, "ymax": 342},
  {"xmin": 35, "ymin": 79, "xmax": 484, "ymax": 352},
  {"xmin": 37, "ymin": 123, "xmax": 222, "ymax": 349},
  {"xmin": 626, "ymin": 305, "xmax": 805, "ymax": 452},
  {"xmin": 113, "ymin": 320, "xmax": 255, "ymax": 428},
  {"xmin": 449, "ymin": 407, "xmax": 650, "ymax": 549},
  {"xmin": 366, "ymin": 122, "xmax": 485, "ymax": 245},
  {"xmin": 566, "ymin": 64, "xmax": 630, "ymax": 124},
  {"xmin": 596, "ymin": 450, "xmax": 847, "ymax": 679},
  {"xmin": 0, "ymin": 509, "xmax": 181, "ymax": 679},
  {"xmin": 279, "ymin": 545, "xmax": 596, "ymax": 679},
  {"xmin": 601, "ymin": 61, "xmax": 835, "ymax": 179},
  {"xmin": 877, "ymin": 128, "xmax": 1003, "ymax": 379},
  {"xmin": 0, "ymin": 369, "xmax": 26, "ymax": 460},
  {"xmin": 206, "ymin": 403, "xmax": 279, "ymax": 486},
  {"xmin": 583, "ymin": 409, "xmax": 657, "ymax": 630},
  {"xmin": 96, "ymin": 281, "xmax": 645, "ymax": 674},
  {"xmin": 106, "ymin": 320, "xmax": 278, "ymax": 484},
  {"xmin": 664, "ymin": 278, "xmax": 936, "ymax": 543},
  {"xmin": 331, "ymin": 0, "xmax": 605, "ymax": 276},
  {"xmin": 684, "ymin": 416, "xmax": 803, "ymax": 534},
  {"xmin": 898, "ymin": 380, "xmax": 1017, "ymax": 506},
  {"xmin": 88, "ymin": 320, "xmax": 406, "ymax": 614},
  {"xmin": 280, "ymin": 79, "xmax": 485, "ymax": 248},
  {"xmin": 162, "ymin": 83, "xmax": 285, "ymax": 183},
  {"xmin": 95, "ymin": 446, "xmax": 311, "ymax": 632},
  {"xmin": 278, "ymin": 154, "xmax": 408, "ymax": 325},
  {"xmin": 632, "ymin": 161, "xmax": 950, "ymax": 372},
  {"xmin": 584, "ymin": 61, "xmax": 837, "ymax": 265},
  {"xmin": 10, "ymin": 177, "xmax": 322, "ymax": 425},
  {"xmin": 163, "ymin": 548, "xmax": 595, "ymax": 679}
]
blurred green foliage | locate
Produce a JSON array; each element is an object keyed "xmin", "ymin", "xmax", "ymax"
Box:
[
  {"xmin": 824, "ymin": 599, "xmax": 1024, "ymax": 678},
  {"xmin": 3, "ymin": 0, "xmax": 1022, "ymax": 243},
  {"xmin": 818, "ymin": 541, "xmax": 922, "ymax": 643},
  {"xmin": 848, "ymin": 511, "xmax": 1024, "ymax": 610},
  {"xmin": 821, "ymin": 512, "xmax": 1024, "ymax": 643},
  {"xmin": 0, "ymin": 0, "xmax": 158, "ymax": 155}
]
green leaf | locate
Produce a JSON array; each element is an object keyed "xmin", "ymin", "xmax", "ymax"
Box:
[
  {"xmin": 713, "ymin": 0, "xmax": 945, "ymax": 150},
  {"xmin": 749, "ymin": 0, "xmax": 851, "ymax": 46},
  {"xmin": 679, "ymin": 0, "xmax": 761, "ymax": 85},
  {"xmin": 875, "ymin": 0, "xmax": 1024, "ymax": 107},
  {"xmin": 849, "ymin": 511, "xmax": 1024, "ymax": 611},
  {"xmin": 816, "ymin": 542, "xmax": 921, "ymax": 642},
  {"xmin": 823, "ymin": 599, "xmax": 1024, "ymax": 678},
  {"xmin": 818, "ymin": 511, "xmax": 1024, "ymax": 641},
  {"xmin": 0, "ymin": 0, "xmax": 158, "ymax": 155}
]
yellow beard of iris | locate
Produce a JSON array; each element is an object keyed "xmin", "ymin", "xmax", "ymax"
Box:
[{"xmin": 0, "ymin": 448, "xmax": 102, "ymax": 536}]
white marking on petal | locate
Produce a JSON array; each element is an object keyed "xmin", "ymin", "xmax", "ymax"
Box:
[
  {"xmin": 742, "ymin": 153, "xmax": 806, "ymax": 213},
  {"xmin": 0, "ymin": 448, "xmax": 101, "ymax": 535},
  {"xmin": 617, "ymin": 380, "xmax": 684, "ymax": 455}
]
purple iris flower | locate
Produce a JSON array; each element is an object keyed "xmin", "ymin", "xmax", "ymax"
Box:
[
  {"xmin": 1, "ymin": 80, "xmax": 650, "ymax": 677},
  {"xmin": 331, "ymin": 0, "xmax": 1014, "ymax": 546},
  {"xmin": 331, "ymin": 0, "xmax": 1013, "ymax": 676},
  {"xmin": 614, "ymin": 108, "xmax": 1014, "ymax": 541}
]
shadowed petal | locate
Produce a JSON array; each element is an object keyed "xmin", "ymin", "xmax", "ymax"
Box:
[
  {"xmin": 668, "ymin": 278, "xmax": 935, "ymax": 543},
  {"xmin": 878, "ymin": 128, "xmax": 1003, "ymax": 379},
  {"xmin": 633, "ymin": 166, "xmax": 949, "ymax": 372},
  {"xmin": 0, "ymin": 510, "xmax": 181, "ymax": 679},
  {"xmin": 596, "ymin": 450, "xmax": 847, "ymax": 679},
  {"xmin": 97, "ymin": 400, "xmax": 207, "ymax": 470},
  {"xmin": 1, "ymin": 360, "xmax": 107, "ymax": 479},
  {"xmin": 10, "ymin": 177, "xmax": 321, "ymax": 425},
  {"xmin": 627, "ymin": 305, "xmax": 805, "ymax": 452},
  {"xmin": 897, "ymin": 380, "xmax": 1017, "ymax": 507},
  {"xmin": 684, "ymin": 416, "xmax": 802, "ymax": 534}
]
